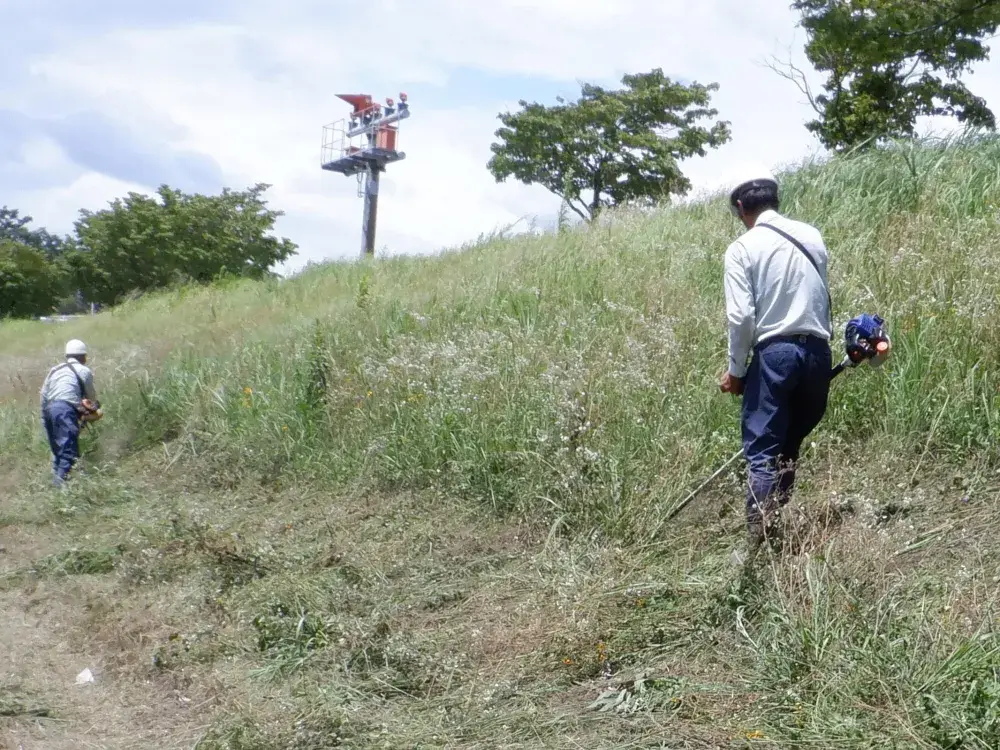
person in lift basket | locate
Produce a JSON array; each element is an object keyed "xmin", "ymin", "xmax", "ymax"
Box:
[
  {"xmin": 39, "ymin": 339, "xmax": 103, "ymax": 487},
  {"xmin": 719, "ymin": 170, "xmax": 833, "ymax": 555}
]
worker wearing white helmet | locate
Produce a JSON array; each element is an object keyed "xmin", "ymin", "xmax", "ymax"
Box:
[
  {"xmin": 719, "ymin": 169, "xmax": 833, "ymax": 556},
  {"xmin": 39, "ymin": 339, "xmax": 102, "ymax": 487}
]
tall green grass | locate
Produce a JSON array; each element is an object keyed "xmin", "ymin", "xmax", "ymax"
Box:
[{"xmin": 5, "ymin": 134, "xmax": 1000, "ymax": 537}]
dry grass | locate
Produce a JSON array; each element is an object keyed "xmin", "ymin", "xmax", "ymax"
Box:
[{"xmin": 2, "ymin": 445, "xmax": 994, "ymax": 748}]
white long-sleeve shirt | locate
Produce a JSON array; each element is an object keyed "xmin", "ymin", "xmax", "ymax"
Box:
[
  {"xmin": 40, "ymin": 359, "xmax": 98, "ymax": 409},
  {"xmin": 723, "ymin": 209, "xmax": 832, "ymax": 378}
]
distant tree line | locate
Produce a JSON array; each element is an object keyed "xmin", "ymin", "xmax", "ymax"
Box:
[
  {"xmin": 9, "ymin": 1, "xmax": 996, "ymax": 319},
  {"xmin": 488, "ymin": 0, "xmax": 1000, "ymax": 217},
  {"xmin": 0, "ymin": 183, "xmax": 297, "ymax": 320}
]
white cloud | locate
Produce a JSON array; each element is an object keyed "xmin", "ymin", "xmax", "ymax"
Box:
[
  {"xmin": 2, "ymin": 135, "xmax": 80, "ymax": 190},
  {"xmin": 15, "ymin": 172, "xmax": 154, "ymax": 229},
  {"xmin": 6, "ymin": 0, "xmax": 1000, "ymax": 274}
]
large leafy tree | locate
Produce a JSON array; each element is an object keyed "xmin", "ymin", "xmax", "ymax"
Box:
[
  {"xmin": 487, "ymin": 69, "xmax": 731, "ymax": 221},
  {"xmin": 785, "ymin": 0, "xmax": 1000, "ymax": 152},
  {"xmin": 0, "ymin": 240, "xmax": 67, "ymax": 319},
  {"xmin": 0, "ymin": 207, "xmax": 67, "ymax": 258},
  {"xmin": 70, "ymin": 183, "xmax": 298, "ymax": 305}
]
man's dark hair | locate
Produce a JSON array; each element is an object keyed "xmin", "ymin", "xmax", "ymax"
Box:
[
  {"xmin": 729, "ymin": 178, "xmax": 780, "ymax": 217},
  {"xmin": 735, "ymin": 184, "xmax": 779, "ymax": 215}
]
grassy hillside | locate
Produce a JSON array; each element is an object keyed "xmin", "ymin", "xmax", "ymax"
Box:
[{"xmin": 2, "ymin": 135, "xmax": 1000, "ymax": 748}]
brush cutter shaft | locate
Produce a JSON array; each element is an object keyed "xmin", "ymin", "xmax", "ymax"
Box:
[{"xmin": 665, "ymin": 349, "xmax": 870, "ymax": 522}]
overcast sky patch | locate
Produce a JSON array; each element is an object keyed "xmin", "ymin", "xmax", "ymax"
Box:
[{"xmin": 3, "ymin": 1, "xmax": 1000, "ymax": 274}]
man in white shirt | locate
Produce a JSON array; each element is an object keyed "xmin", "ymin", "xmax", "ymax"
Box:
[
  {"xmin": 720, "ymin": 171, "xmax": 833, "ymax": 553},
  {"xmin": 40, "ymin": 339, "xmax": 99, "ymax": 486}
]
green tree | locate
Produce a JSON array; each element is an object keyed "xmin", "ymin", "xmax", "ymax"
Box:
[
  {"xmin": 0, "ymin": 240, "xmax": 66, "ymax": 319},
  {"xmin": 70, "ymin": 183, "xmax": 298, "ymax": 306},
  {"xmin": 0, "ymin": 207, "xmax": 67, "ymax": 258},
  {"xmin": 487, "ymin": 69, "xmax": 731, "ymax": 221},
  {"xmin": 785, "ymin": 0, "xmax": 1000, "ymax": 152}
]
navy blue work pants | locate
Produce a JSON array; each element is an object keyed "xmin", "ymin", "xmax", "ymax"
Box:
[
  {"xmin": 42, "ymin": 400, "xmax": 81, "ymax": 486},
  {"xmin": 741, "ymin": 335, "xmax": 831, "ymax": 523}
]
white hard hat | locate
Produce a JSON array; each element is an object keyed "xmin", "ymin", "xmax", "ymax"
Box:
[
  {"xmin": 65, "ymin": 339, "xmax": 87, "ymax": 357},
  {"xmin": 728, "ymin": 167, "xmax": 779, "ymax": 215},
  {"xmin": 729, "ymin": 168, "xmax": 778, "ymax": 197}
]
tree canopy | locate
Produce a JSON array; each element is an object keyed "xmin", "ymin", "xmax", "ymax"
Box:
[
  {"xmin": 787, "ymin": 0, "xmax": 1000, "ymax": 151},
  {"xmin": 0, "ymin": 240, "xmax": 66, "ymax": 319},
  {"xmin": 0, "ymin": 184, "xmax": 297, "ymax": 318},
  {"xmin": 486, "ymin": 69, "xmax": 731, "ymax": 221},
  {"xmin": 70, "ymin": 183, "xmax": 297, "ymax": 306},
  {"xmin": 0, "ymin": 207, "xmax": 67, "ymax": 258}
]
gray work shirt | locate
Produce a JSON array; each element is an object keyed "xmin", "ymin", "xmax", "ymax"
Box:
[
  {"xmin": 40, "ymin": 359, "xmax": 98, "ymax": 409},
  {"xmin": 723, "ymin": 209, "xmax": 833, "ymax": 378}
]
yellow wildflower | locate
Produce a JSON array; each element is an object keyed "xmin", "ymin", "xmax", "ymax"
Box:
[{"xmin": 596, "ymin": 642, "xmax": 607, "ymax": 662}]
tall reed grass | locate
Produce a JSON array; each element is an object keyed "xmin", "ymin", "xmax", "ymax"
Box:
[{"xmin": 5, "ymin": 135, "xmax": 1000, "ymax": 539}]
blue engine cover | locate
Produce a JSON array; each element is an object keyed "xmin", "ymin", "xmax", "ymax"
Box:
[
  {"xmin": 844, "ymin": 313, "xmax": 886, "ymax": 363},
  {"xmin": 845, "ymin": 313, "xmax": 884, "ymax": 341}
]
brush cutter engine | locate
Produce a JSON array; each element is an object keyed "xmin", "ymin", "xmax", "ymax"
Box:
[{"xmin": 843, "ymin": 313, "xmax": 891, "ymax": 368}]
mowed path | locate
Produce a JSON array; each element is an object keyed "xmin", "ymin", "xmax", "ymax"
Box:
[
  {"xmin": 0, "ymin": 474, "xmax": 687, "ymax": 749},
  {"xmin": 0, "ymin": 522, "xmax": 215, "ymax": 749}
]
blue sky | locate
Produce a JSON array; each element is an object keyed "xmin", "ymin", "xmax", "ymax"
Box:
[{"xmin": 5, "ymin": 1, "xmax": 1000, "ymax": 274}]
